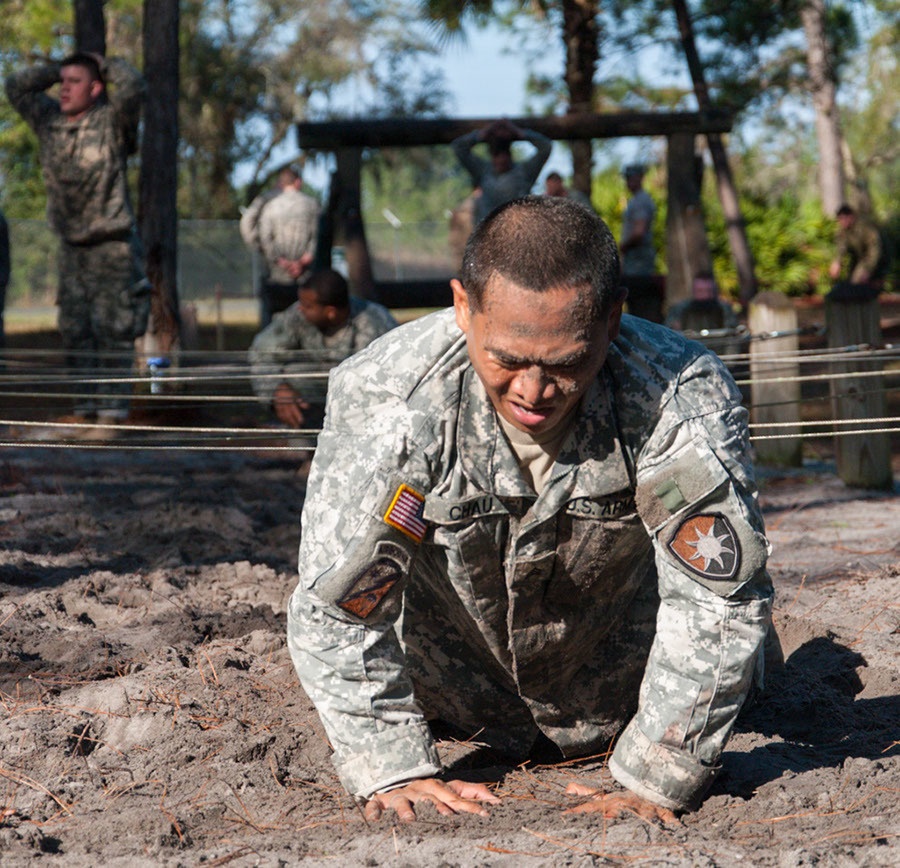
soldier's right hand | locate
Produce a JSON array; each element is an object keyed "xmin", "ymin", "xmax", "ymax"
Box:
[
  {"xmin": 363, "ymin": 778, "xmax": 500, "ymax": 823},
  {"xmin": 272, "ymin": 383, "xmax": 308, "ymax": 428}
]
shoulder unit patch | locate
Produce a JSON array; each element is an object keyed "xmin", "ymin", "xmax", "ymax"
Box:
[
  {"xmin": 337, "ymin": 557, "xmax": 403, "ymax": 619},
  {"xmin": 668, "ymin": 512, "xmax": 741, "ymax": 581}
]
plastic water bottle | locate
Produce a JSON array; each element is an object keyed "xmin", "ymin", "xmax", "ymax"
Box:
[{"xmin": 147, "ymin": 356, "xmax": 171, "ymax": 395}]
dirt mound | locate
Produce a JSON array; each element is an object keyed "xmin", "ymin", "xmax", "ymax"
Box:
[{"xmin": 0, "ymin": 448, "xmax": 897, "ymax": 865}]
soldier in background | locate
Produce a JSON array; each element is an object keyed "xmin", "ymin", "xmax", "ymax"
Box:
[
  {"xmin": 248, "ymin": 268, "xmax": 396, "ymax": 430},
  {"xmin": 618, "ymin": 164, "xmax": 662, "ymax": 323},
  {"xmin": 287, "ymin": 196, "xmax": 775, "ymax": 824},
  {"xmin": 5, "ymin": 52, "xmax": 149, "ymax": 422},
  {"xmin": 452, "ymin": 119, "xmax": 552, "ymax": 226},
  {"xmin": 665, "ymin": 271, "xmax": 739, "ymax": 333},
  {"xmin": 828, "ymin": 204, "xmax": 889, "ymax": 297},
  {"xmin": 240, "ymin": 164, "xmax": 320, "ymax": 329},
  {"xmin": 543, "ymin": 171, "xmax": 593, "ymax": 211}
]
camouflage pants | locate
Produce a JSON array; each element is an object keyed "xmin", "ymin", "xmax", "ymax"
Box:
[
  {"xmin": 57, "ymin": 237, "xmax": 149, "ymax": 416},
  {"xmin": 400, "ymin": 564, "xmax": 660, "ymax": 761}
]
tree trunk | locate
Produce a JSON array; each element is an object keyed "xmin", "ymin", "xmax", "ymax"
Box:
[
  {"xmin": 672, "ymin": 0, "xmax": 758, "ymax": 305},
  {"xmin": 562, "ymin": 0, "xmax": 600, "ymax": 197},
  {"xmin": 74, "ymin": 0, "xmax": 106, "ymax": 54},
  {"xmin": 138, "ymin": 0, "xmax": 181, "ymax": 355},
  {"xmin": 801, "ymin": 0, "xmax": 846, "ymax": 215},
  {"xmin": 666, "ymin": 133, "xmax": 713, "ymax": 305}
]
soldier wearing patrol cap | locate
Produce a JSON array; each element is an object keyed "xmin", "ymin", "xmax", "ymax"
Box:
[{"xmin": 288, "ymin": 195, "xmax": 776, "ymax": 824}]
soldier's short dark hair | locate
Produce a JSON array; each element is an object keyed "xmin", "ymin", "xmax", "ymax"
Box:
[
  {"xmin": 61, "ymin": 52, "xmax": 103, "ymax": 83},
  {"xmin": 459, "ymin": 195, "xmax": 621, "ymax": 319},
  {"xmin": 306, "ymin": 268, "xmax": 349, "ymax": 309},
  {"xmin": 836, "ymin": 203, "xmax": 855, "ymax": 217}
]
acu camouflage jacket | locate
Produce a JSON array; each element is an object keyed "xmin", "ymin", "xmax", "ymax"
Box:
[
  {"xmin": 5, "ymin": 59, "xmax": 144, "ymax": 246},
  {"xmin": 288, "ymin": 309, "xmax": 773, "ymax": 811}
]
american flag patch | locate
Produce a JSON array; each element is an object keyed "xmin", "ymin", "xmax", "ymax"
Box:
[{"xmin": 383, "ymin": 484, "xmax": 427, "ymax": 542}]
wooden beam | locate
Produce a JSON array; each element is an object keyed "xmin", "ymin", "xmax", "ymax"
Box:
[{"xmin": 296, "ymin": 111, "xmax": 733, "ymax": 150}]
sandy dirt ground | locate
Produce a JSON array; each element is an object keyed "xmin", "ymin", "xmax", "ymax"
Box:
[{"xmin": 0, "ymin": 442, "xmax": 898, "ymax": 867}]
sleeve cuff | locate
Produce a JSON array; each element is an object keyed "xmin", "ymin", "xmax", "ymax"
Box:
[
  {"xmin": 333, "ymin": 720, "xmax": 442, "ymax": 800},
  {"xmin": 609, "ymin": 720, "xmax": 719, "ymax": 812}
]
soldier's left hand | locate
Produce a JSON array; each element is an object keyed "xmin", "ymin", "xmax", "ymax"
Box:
[{"xmin": 563, "ymin": 781, "xmax": 679, "ymax": 824}]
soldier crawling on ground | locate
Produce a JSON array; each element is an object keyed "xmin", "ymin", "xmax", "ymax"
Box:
[
  {"xmin": 6, "ymin": 52, "xmax": 150, "ymax": 423},
  {"xmin": 287, "ymin": 196, "xmax": 779, "ymax": 824}
]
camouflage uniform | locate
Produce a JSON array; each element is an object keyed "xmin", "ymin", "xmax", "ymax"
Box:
[
  {"xmin": 835, "ymin": 215, "xmax": 887, "ymax": 285},
  {"xmin": 240, "ymin": 186, "xmax": 320, "ymax": 327},
  {"xmin": 248, "ymin": 297, "xmax": 397, "ymax": 420},
  {"xmin": 5, "ymin": 59, "xmax": 148, "ymax": 416},
  {"xmin": 287, "ymin": 309, "xmax": 773, "ymax": 811}
]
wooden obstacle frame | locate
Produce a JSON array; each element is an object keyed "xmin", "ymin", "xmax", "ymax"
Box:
[{"xmin": 295, "ymin": 110, "xmax": 733, "ymax": 309}]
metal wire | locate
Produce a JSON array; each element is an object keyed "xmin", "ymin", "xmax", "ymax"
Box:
[{"xmin": 1, "ymin": 333, "xmax": 896, "ymax": 451}]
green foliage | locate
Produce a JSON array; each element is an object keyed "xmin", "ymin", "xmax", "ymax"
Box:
[
  {"xmin": 1, "ymin": 0, "xmax": 895, "ymax": 297},
  {"xmin": 5, "ymin": 219, "xmax": 58, "ymax": 304},
  {"xmin": 709, "ymin": 192, "xmax": 835, "ymax": 298},
  {"xmin": 591, "ymin": 163, "xmax": 668, "ymax": 274},
  {"xmin": 1, "ymin": 1, "xmax": 451, "ymax": 220},
  {"xmin": 364, "ymin": 146, "xmax": 470, "ymax": 223},
  {"xmin": 840, "ymin": 12, "xmax": 899, "ymax": 218},
  {"xmin": 591, "ymin": 155, "xmax": 840, "ymax": 300}
]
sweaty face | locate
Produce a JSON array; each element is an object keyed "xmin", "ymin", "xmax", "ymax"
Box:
[
  {"xmin": 452, "ymin": 275, "xmax": 623, "ymax": 435},
  {"xmin": 59, "ymin": 65, "xmax": 102, "ymax": 120}
]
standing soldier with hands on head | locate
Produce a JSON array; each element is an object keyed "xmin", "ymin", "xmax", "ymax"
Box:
[
  {"xmin": 5, "ymin": 51, "xmax": 149, "ymax": 422},
  {"xmin": 452, "ymin": 119, "xmax": 552, "ymax": 226}
]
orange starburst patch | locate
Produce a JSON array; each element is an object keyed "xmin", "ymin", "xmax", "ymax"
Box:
[{"xmin": 668, "ymin": 513, "xmax": 740, "ymax": 580}]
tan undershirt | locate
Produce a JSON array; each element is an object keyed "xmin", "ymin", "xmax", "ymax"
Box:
[{"xmin": 497, "ymin": 410, "xmax": 577, "ymax": 495}]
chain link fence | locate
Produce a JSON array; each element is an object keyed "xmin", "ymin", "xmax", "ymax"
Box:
[{"xmin": 5, "ymin": 218, "xmax": 459, "ymax": 309}]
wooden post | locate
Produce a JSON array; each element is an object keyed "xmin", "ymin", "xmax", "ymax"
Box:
[
  {"xmin": 748, "ymin": 293, "xmax": 802, "ymax": 467},
  {"xmin": 215, "ymin": 286, "xmax": 224, "ymax": 352},
  {"xmin": 74, "ymin": 0, "xmax": 106, "ymax": 54},
  {"xmin": 825, "ymin": 293, "xmax": 891, "ymax": 489},
  {"xmin": 140, "ymin": 0, "xmax": 182, "ymax": 357},
  {"xmin": 333, "ymin": 149, "xmax": 376, "ymax": 300},
  {"xmin": 666, "ymin": 133, "xmax": 713, "ymax": 309}
]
